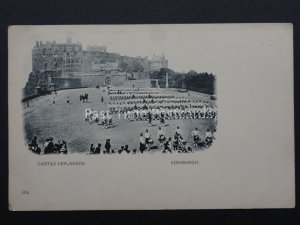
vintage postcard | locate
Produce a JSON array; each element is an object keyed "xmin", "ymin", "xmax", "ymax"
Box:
[{"xmin": 8, "ymin": 24, "xmax": 294, "ymax": 210}]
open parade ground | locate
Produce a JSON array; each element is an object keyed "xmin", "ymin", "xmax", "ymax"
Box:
[{"xmin": 23, "ymin": 87, "xmax": 217, "ymax": 154}]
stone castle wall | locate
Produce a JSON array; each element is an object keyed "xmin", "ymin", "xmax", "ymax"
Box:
[{"xmin": 24, "ymin": 39, "xmax": 168, "ymax": 98}]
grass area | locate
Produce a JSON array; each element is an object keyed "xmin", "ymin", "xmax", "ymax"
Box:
[{"xmin": 24, "ymin": 88, "xmax": 216, "ymax": 154}]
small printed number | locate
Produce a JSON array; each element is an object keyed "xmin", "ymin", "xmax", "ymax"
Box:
[{"xmin": 22, "ymin": 190, "xmax": 30, "ymax": 195}]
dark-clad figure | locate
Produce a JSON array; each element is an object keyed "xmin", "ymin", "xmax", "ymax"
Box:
[
  {"xmin": 139, "ymin": 133, "xmax": 146, "ymax": 153},
  {"xmin": 118, "ymin": 146, "xmax": 125, "ymax": 154},
  {"xmin": 94, "ymin": 143, "xmax": 101, "ymax": 154},
  {"xmin": 30, "ymin": 136, "xmax": 38, "ymax": 148},
  {"xmin": 90, "ymin": 144, "xmax": 95, "ymax": 154},
  {"xmin": 160, "ymin": 112, "xmax": 165, "ymax": 126},
  {"xmin": 60, "ymin": 141, "xmax": 68, "ymax": 154},
  {"xmin": 44, "ymin": 137, "xmax": 54, "ymax": 154},
  {"xmin": 104, "ymin": 139, "xmax": 111, "ymax": 154},
  {"xmin": 187, "ymin": 146, "xmax": 193, "ymax": 153},
  {"xmin": 163, "ymin": 137, "xmax": 172, "ymax": 153},
  {"xmin": 124, "ymin": 145, "xmax": 130, "ymax": 154},
  {"xmin": 101, "ymin": 96, "xmax": 104, "ymax": 103},
  {"xmin": 191, "ymin": 127, "xmax": 200, "ymax": 147},
  {"xmin": 29, "ymin": 136, "xmax": 41, "ymax": 154},
  {"xmin": 34, "ymin": 145, "xmax": 41, "ymax": 154},
  {"xmin": 147, "ymin": 111, "xmax": 152, "ymax": 126},
  {"xmin": 54, "ymin": 140, "xmax": 63, "ymax": 153}
]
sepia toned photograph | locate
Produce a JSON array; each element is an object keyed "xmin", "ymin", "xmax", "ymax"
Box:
[{"xmin": 8, "ymin": 24, "xmax": 294, "ymax": 210}]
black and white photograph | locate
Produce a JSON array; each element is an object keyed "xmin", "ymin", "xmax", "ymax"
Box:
[
  {"xmin": 23, "ymin": 34, "xmax": 217, "ymax": 155},
  {"xmin": 8, "ymin": 24, "xmax": 294, "ymax": 211}
]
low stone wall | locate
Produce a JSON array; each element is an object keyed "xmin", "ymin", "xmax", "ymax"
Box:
[
  {"xmin": 74, "ymin": 75, "xmax": 106, "ymax": 87},
  {"xmin": 73, "ymin": 74, "xmax": 127, "ymax": 87},
  {"xmin": 111, "ymin": 75, "xmax": 127, "ymax": 86},
  {"xmin": 52, "ymin": 77, "xmax": 82, "ymax": 89}
]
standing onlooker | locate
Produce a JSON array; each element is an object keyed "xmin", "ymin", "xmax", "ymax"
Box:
[
  {"xmin": 104, "ymin": 139, "xmax": 111, "ymax": 154},
  {"xmin": 139, "ymin": 133, "xmax": 146, "ymax": 153},
  {"xmin": 157, "ymin": 126, "xmax": 165, "ymax": 146},
  {"xmin": 90, "ymin": 144, "xmax": 95, "ymax": 154}
]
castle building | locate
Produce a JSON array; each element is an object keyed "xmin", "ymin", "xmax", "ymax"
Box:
[
  {"xmin": 25, "ymin": 38, "xmax": 169, "ymax": 96},
  {"xmin": 86, "ymin": 45, "xmax": 106, "ymax": 52},
  {"xmin": 32, "ymin": 37, "xmax": 83, "ymax": 74},
  {"xmin": 91, "ymin": 61, "xmax": 119, "ymax": 71}
]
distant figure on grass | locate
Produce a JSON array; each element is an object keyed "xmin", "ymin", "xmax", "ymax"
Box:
[
  {"xmin": 139, "ymin": 133, "xmax": 146, "ymax": 153},
  {"xmin": 44, "ymin": 137, "xmax": 54, "ymax": 154},
  {"xmin": 53, "ymin": 96, "xmax": 55, "ymax": 104},
  {"xmin": 147, "ymin": 111, "xmax": 152, "ymax": 126},
  {"xmin": 60, "ymin": 141, "xmax": 68, "ymax": 154},
  {"xmin": 144, "ymin": 129, "xmax": 153, "ymax": 150},
  {"xmin": 205, "ymin": 129, "xmax": 213, "ymax": 146},
  {"xmin": 101, "ymin": 96, "xmax": 104, "ymax": 103},
  {"xmin": 118, "ymin": 145, "xmax": 130, "ymax": 154},
  {"xmin": 101, "ymin": 113, "xmax": 112, "ymax": 129},
  {"xmin": 104, "ymin": 139, "xmax": 111, "ymax": 154},
  {"xmin": 157, "ymin": 126, "xmax": 166, "ymax": 147},
  {"xmin": 54, "ymin": 140, "xmax": 62, "ymax": 154},
  {"xmin": 124, "ymin": 145, "xmax": 130, "ymax": 153},
  {"xmin": 30, "ymin": 136, "xmax": 38, "ymax": 148},
  {"xmin": 191, "ymin": 127, "xmax": 200, "ymax": 147},
  {"xmin": 160, "ymin": 112, "xmax": 165, "ymax": 126},
  {"xmin": 90, "ymin": 144, "xmax": 95, "ymax": 154},
  {"xmin": 212, "ymin": 129, "xmax": 216, "ymax": 140},
  {"xmin": 94, "ymin": 143, "xmax": 101, "ymax": 154},
  {"xmin": 54, "ymin": 140, "xmax": 67, "ymax": 154},
  {"xmin": 29, "ymin": 136, "xmax": 41, "ymax": 154},
  {"xmin": 174, "ymin": 126, "xmax": 182, "ymax": 141},
  {"xmin": 163, "ymin": 137, "xmax": 172, "ymax": 153},
  {"xmin": 118, "ymin": 146, "xmax": 125, "ymax": 154},
  {"xmin": 67, "ymin": 96, "xmax": 70, "ymax": 104}
]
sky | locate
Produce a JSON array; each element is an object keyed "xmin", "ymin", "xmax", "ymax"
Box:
[
  {"xmin": 9, "ymin": 24, "xmax": 292, "ymax": 85},
  {"xmin": 12, "ymin": 24, "xmax": 233, "ymax": 79}
]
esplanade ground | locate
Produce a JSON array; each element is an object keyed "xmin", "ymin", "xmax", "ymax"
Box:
[{"xmin": 23, "ymin": 87, "xmax": 216, "ymax": 153}]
